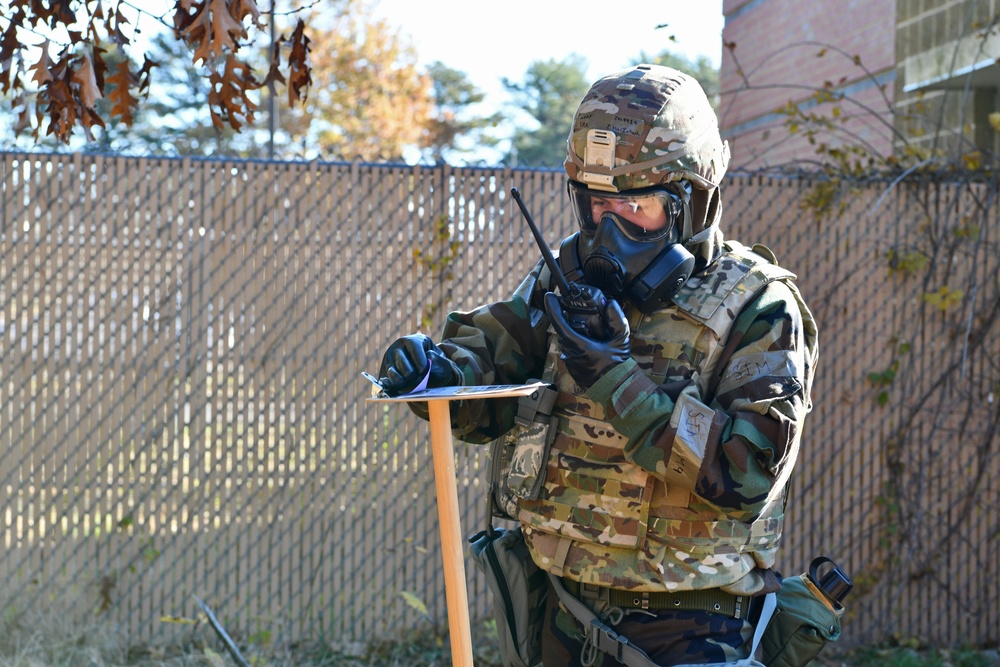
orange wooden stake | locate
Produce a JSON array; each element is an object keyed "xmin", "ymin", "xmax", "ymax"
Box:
[
  {"xmin": 367, "ymin": 382, "xmax": 547, "ymax": 667},
  {"xmin": 427, "ymin": 400, "xmax": 475, "ymax": 667}
]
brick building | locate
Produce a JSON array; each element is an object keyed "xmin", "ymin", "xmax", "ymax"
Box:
[{"xmin": 719, "ymin": 0, "xmax": 1000, "ymax": 169}]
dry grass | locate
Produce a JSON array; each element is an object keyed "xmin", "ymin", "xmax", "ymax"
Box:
[
  {"xmin": 1, "ymin": 607, "xmax": 997, "ymax": 667},
  {"xmin": 0, "ymin": 606, "xmax": 228, "ymax": 667},
  {"xmin": 0, "ymin": 609, "xmax": 505, "ymax": 667}
]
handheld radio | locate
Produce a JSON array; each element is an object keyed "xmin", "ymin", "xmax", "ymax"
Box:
[{"xmin": 510, "ymin": 187, "xmax": 609, "ymax": 340}]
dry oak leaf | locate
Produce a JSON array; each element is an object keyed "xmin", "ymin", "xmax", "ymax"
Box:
[
  {"xmin": 29, "ymin": 40, "xmax": 55, "ymax": 86},
  {"xmin": 182, "ymin": 0, "xmax": 248, "ymax": 63},
  {"xmin": 44, "ymin": 76, "xmax": 76, "ymax": 140},
  {"xmin": 108, "ymin": 7, "xmax": 132, "ymax": 46},
  {"xmin": 231, "ymin": 0, "xmax": 262, "ymax": 28},
  {"xmin": 208, "ymin": 55, "xmax": 258, "ymax": 131},
  {"xmin": 107, "ymin": 59, "xmax": 140, "ymax": 125},
  {"xmin": 1, "ymin": 13, "xmax": 24, "ymax": 76},
  {"xmin": 261, "ymin": 41, "xmax": 286, "ymax": 96},
  {"xmin": 285, "ymin": 19, "xmax": 311, "ymax": 105},
  {"xmin": 71, "ymin": 50, "xmax": 103, "ymax": 109},
  {"xmin": 137, "ymin": 56, "xmax": 157, "ymax": 96}
]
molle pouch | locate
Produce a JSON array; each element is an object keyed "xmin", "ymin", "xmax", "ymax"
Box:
[
  {"xmin": 762, "ymin": 557, "xmax": 850, "ymax": 667},
  {"xmin": 488, "ymin": 382, "xmax": 559, "ymax": 520}
]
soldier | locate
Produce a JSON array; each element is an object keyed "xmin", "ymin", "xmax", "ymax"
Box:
[{"xmin": 379, "ymin": 64, "xmax": 818, "ymax": 666}]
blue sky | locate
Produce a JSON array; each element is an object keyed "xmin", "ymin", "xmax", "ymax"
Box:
[
  {"xmin": 372, "ymin": 0, "xmax": 725, "ymax": 86},
  {"xmin": 371, "ymin": 0, "xmax": 725, "ymax": 162}
]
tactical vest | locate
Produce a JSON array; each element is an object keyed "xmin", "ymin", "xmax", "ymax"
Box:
[{"xmin": 514, "ymin": 241, "xmax": 814, "ymax": 594}]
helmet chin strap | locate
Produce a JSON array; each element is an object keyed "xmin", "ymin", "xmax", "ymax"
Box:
[{"xmin": 679, "ymin": 193, "xmax": 695, "ymax": 242}]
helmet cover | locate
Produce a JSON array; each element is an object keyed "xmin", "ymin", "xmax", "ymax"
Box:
[{"xmin": 564, "ymin": 64, "xmax": 730, "ymax": 193}]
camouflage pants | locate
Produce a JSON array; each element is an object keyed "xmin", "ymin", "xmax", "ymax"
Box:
[{"xmin": 541, "ymin": 579, "xmax": 757, "ymax": 667}]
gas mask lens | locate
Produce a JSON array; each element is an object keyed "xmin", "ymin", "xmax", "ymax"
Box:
[{"xmin": 568, "ymin": 181, "xmax": 683, "ymax": 242}]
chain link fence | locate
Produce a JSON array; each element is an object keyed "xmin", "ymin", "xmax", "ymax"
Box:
[{"xmin": 1, "ymin": 152, "xmax": 997, "ymax": 649}]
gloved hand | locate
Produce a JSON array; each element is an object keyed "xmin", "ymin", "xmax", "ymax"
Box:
[
  {"xmin": 543, "ymin": 291, "xmax": 631, "ymax": 391},
  {"xmin": 378, "ymin": 334, "xmax": 461, "ymax": 397}
]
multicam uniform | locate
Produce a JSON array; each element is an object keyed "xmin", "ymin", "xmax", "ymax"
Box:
[{"xmin": 420, "ymin": 241, "xmax": 817, "ymax": 666}]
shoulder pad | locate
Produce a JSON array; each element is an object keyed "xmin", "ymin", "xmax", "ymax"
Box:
[
  {"xmin": 751, "ymin": 243, "xmax": 779, "ymax": 265},
  {"xmin": 671, "ymin": 242, "xmax": 796, "ymax": 330}
]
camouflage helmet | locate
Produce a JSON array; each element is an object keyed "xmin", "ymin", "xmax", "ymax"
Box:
[{"xmin": 564, "ymin": 64, "xmax": 729, "ymax": 193}]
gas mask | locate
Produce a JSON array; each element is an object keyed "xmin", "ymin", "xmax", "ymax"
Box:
[{"xmin": 561, "ymin": 180, "xmax": 696, "ymax": 314}]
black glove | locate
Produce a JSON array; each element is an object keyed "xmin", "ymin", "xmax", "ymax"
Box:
[
  {"xmin": 543, "ymin": 291, "xmax": 631, "ymax": 391},
  {"xmin": 378, "ymin": 334, "xmax": 461, "ymax": 397}
]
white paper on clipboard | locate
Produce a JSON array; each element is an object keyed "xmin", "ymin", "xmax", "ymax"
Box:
[{"xmin": 362, "ymin": 372, "xmax": 550, "ymax": 403}]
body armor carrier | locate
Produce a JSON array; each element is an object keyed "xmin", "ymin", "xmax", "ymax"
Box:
[{"xmin": 506, "ymin": 242, "xmax": 810, "ymax": 594}]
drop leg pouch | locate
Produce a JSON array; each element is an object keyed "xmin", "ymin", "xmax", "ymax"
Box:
[
  {"xmin": 468, "ymin": 525, "xmax": 548, "ymax": 667},
  {"xmin": 761, "ymin": 573, "xmax": 843, "ymax": 667}
]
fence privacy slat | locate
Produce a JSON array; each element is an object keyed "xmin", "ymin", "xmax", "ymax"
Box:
[{"xmin": 1, "ymin": 153, "xmax": 998, "ymax": 650}]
